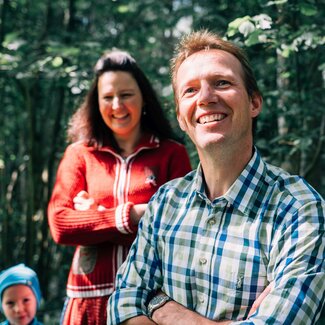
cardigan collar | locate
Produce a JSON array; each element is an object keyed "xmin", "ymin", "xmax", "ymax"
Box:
[{"xmin": 87, "ymin": 133, "xmax": 161, "ymax": 161}]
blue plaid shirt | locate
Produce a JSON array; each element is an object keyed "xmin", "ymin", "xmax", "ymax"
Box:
[{"xmin": 107, "ymin": 150, "xmax": 325, "ymax": 324}]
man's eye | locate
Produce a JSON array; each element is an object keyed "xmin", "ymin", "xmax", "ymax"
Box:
[
  {"xmin": 216, "ymin": 80, "xmax": 230, "ymax": 87},
  {"xmin": 103, "ymin": 96, "xmax": 113, "ymax": 101},
  {"xmin": 184, "ymin": 87, "xmax": 196, "ymax": 94}
]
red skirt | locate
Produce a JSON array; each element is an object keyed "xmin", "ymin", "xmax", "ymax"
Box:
[{"xmin": 60, "ymin": 296, "xmax": 108, "ymax": 325}]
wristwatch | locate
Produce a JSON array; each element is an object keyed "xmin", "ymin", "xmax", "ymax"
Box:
[{"xmin": 147, "ymin": 292, "xmax": 173, "ymax": 320}]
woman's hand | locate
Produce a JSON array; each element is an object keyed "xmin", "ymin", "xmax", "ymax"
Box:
[
  {"xmin": 73, "ymin": 191, "xmax": 147, "ymax": 220},
  {"xmin": 130, "ymin": 203, "xmax": 148, "ymax": 225},
  {"xmin": 73, "ymin": 190, "xmax": 105, "ymax": 211}
]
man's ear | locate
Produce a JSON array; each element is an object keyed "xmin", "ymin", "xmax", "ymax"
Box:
[
  {"xmin": 177, "ymin": 112, "xmax": 186, "ymax": 131},
  {"xmin": 250, "ymin": 92, "xmax": 263, "ymax": 118}
]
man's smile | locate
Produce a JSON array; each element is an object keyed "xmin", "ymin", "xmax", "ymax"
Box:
[{"xmin": 197, "ymin": 113, "xmax": 227, "ymax": 124}]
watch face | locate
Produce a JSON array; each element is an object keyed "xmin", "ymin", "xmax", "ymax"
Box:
[
  {"xmin": 148, "ymin": 294, "xmax": 171, "ymax": 318},
  {"xmin": 151, "ymin": 295, "xmax": 165, "ymax": 306}
]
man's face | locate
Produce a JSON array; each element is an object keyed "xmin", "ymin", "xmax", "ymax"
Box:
[{"xmin": 176, "ymin": 49, "xmax": 261, "ymax": 153}]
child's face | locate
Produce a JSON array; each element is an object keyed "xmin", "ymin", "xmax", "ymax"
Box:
[{"xmin": 1, "ymin": 284, "xmax": 37, "ymax": 325}]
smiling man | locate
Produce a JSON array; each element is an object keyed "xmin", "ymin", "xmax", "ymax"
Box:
[{"xmin": 107, "ymin": 30, "xmax": 325, "ymax": 325}]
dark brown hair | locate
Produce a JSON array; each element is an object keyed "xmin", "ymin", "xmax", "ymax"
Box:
[{"xmin": 68, "ymin": 50, "xmax": 177, "ymax": 150}]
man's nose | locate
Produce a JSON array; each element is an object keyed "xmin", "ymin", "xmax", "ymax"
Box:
[{"xmin": 197, "ymin": 83, "xmax": 217, "ymax": 106}]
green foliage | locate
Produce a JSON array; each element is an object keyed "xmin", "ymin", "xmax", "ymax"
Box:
[
  {"xmin": 225, "ymin": 0, "xmax": 324, "ymax": 188},
  {"xmin": 0, "ymin": 0, "xmax": 324, "ymax": 323}
]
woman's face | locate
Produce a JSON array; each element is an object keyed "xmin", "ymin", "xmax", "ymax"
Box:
[{"xmin": 98, "ymin": 71, "xmax": 144, "ymax": 143}]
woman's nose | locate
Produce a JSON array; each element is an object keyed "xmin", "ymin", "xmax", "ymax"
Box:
[{"xmin": 112, "ymin": 96, "xmax": 121, "ymax": 109}]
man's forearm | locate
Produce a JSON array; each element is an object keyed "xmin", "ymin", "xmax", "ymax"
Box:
[
  {"xmin": 121, "ymin": 315, "xmax": 155, "ymax": 325},
  {"xmin": 152, "ymin": 300, "xmax": 231, "ymax": 325},
  {"xmin": 146, "ymin": 283, "xmax": 274, "ymax": 325}
]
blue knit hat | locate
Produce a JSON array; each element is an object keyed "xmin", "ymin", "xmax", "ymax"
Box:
[{"xmin": 0, "ymin": 264, "xmax": 42, "ymax": 312}]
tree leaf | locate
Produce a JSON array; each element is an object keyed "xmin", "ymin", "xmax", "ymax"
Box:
[
  {"xmin": 239, "ymin": 20, "xmax": 255, "ymax": 37},
  {"xmin": 299, "ymin": 3, "xmax": 317, "ymax": 16}
]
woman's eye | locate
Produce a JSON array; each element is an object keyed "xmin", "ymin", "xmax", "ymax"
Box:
[
  {"xmin": 103, "ymin": 96, "xmax": 113, "ymax": 101},
  {"xmin": 121, "ymin": 93, "xmax": 132, "ymax": 98}
]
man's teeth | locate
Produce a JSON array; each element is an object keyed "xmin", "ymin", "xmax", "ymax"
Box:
[{"xmin": 199, "ymin": 114, "xmax": 225, "ymax": 124}]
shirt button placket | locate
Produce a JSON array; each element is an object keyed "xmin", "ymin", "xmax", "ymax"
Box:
[{"xmin": 208, "ymin": 217, "xmax": 216, "ymax": 226}]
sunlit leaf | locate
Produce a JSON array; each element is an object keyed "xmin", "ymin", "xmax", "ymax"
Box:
[
  {"xmin": 117, "ymin": 5, "xmax": 129, "ymax": 13},
  {"xmin": 239, "ymin": 20, "xmax": 255, "ymax": 37},
  {"xmin": 52, "ymin": 57, "xmax": 63, "ymax": 67},
  {"xmin": 227, "ymin": 16, "xmax": 251, "ymax": 36},
  {"xmin": 245, "ymin": 31, "xmax": 260, "ymax": 46},
  {"xmin": 299, "ymin": 3, "xmax": 317, "ymax": 16},
  {"xmin": 265, "ymin": 0, "xmax": 288, "ymax": 6},
  {"xmin": 253, "ymin": 14, "xmax": 272, "ymax": 29}
]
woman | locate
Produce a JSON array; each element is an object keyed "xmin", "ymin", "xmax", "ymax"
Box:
[{"xmin": 47, "ymin": 50, "xmax": 191, "ymax": 325}]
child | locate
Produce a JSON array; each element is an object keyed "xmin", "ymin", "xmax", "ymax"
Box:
[{"xmin": 0, "ymin": 264, "xmax": 43, "ymax": 325}]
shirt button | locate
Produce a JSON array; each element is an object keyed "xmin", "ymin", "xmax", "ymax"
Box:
[
  {"xmin": 208, "ymin": 218, "xmax": 216, "ymax": 226},
  {"xmin": 199, "ymin": 296, "xmax": 205, "ymax": 303},
  {"xmin": 199, "ymin": 257, "xmax": 207, "ymax": 265}
]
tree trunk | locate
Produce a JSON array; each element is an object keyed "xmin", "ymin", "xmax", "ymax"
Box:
[
  {"xmin": 38, "ymin": 82, "xmax": 66, "ymax": 298},
  {"xmin": 0, "ymin": 0, "xmax": 10, "ymax": 45}
]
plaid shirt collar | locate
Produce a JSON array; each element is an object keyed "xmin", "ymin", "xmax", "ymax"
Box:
[{"xmin": 193, "ymin": 148, "xmax": 269, "ymax": 217}]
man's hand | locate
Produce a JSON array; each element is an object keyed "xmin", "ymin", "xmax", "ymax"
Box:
[
  {"xmin": 152, "ymin": 299, "xmax": 231, "ymax": 325},
  {"xmin": 149, "ymin": 281, "xmax": 274, "ymax": 324},
  {"xmin": 247, "ymin": 282, "xmax": 274, "ymax": 318}
]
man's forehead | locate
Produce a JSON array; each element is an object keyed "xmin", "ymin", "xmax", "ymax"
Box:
[
  {"xmin": 180, "ymin": 49, "xmax": 239, "ymax": 68},
  {"xmin": 176, "ymin": 49, "xmax": 242, "ymax": 83}
]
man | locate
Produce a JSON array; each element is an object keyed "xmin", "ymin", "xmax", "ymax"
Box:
[{"xmin": 107, "ymin": 30, "xmax": 325, "ymax": 324}]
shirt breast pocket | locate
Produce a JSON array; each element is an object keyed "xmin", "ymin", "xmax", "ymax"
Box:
[{"xmin": 227, "ymin": 267, "xmax": 269, "ymax": 318}]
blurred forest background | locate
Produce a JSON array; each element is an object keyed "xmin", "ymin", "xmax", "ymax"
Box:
[{"xmin": 0, "ymin": 0, "xmax": 324, "ymax": 323}]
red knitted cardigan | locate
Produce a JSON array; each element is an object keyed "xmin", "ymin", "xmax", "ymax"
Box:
[{"xmin": 47, "ymin": 133, "xmax": 192, "ymax": 298}]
